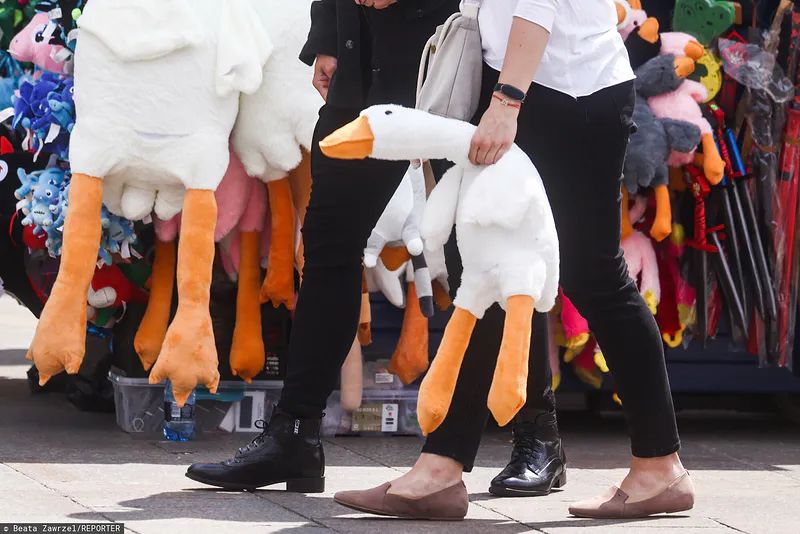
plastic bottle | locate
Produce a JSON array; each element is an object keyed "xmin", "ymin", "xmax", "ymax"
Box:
[{"xmin": 163, "ymin": 380, "xmax": 196, "ymax": 441}]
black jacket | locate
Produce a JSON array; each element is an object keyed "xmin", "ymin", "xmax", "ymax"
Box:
[{"xmin": 300, "ymin": 0, "xmax": 459, "ymax": 109}]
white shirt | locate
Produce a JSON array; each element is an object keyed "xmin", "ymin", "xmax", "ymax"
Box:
[{"xmin": 477, "ymin": 0, "xmax": 635, "ymax": 98}]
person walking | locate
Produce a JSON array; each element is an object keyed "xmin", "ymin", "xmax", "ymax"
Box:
[
  {"xmin": 333, "ymin": 0, "xmax": 694, "ymax": 520},
  {"xmin": 185, "ymin": 0, "xmax": 566, "ymax": 498}
]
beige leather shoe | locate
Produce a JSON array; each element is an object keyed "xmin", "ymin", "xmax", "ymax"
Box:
[
  {"xmin": 569, "ymin": 472, "xmax": 695, "ymax": 519},
  {"xmin": 334, "ymin": 481, "xmax": 469, "ymax": 520}
]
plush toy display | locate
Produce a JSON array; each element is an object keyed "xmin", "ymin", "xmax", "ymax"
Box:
[
  {"xmin": 560, "ymin": 289, "xmax": 589, "ymax": 351},
  {"xmin": 25, "ymin": 0, "xmax": 272, "ymax": 402},
  {"xmin": 9, "ymin": 12, "xmax": 70, "ymax": 74},
  {"xmin": 13, "ymin": 73, "xmax": 74, "ymax": 159},
  {"xmin": 624, "ymin": 55, "xmax": 702, "ymax": 241},
  {"xmin": 640, "ymin": 54, "xmax": 726, "ymax": 186},
  {"xmin": 659, "ymin": 31, "xmax": 705, "ymax": 62},
  {"xmin": 365, "ymin": 165, "xmax": 443, "ymax": 318},
  {"xmin": 142, "ymin": 148, "xmax": 268, "ymax": 381},
  {"xmin": 0, "ymin": 149, "xmax": 47, "ymax": 317},
  {"xmin": 320, "ymin": 104, "xmax": 559, "ymax": 434},
  {"xmin": 0, "ymin": 0, "xmax": 41, "ymax": 50},
  {"xmin": 616, "ymin": 0, "xmax": 661, "ymax": 69},
  {"xmin": 87, "ymin": 264, "xmax": 148, "ymax": 328},
  {"xmin": 622, "ymin": 229, "xmax": 662, "ymax": 314},
  {"xmin": 672, "ymin": 0, "xmax": 735, "ymax": 46},
  {"xmin": 231, "ymin": 0, "xmax": 320, "ymax": 312}
]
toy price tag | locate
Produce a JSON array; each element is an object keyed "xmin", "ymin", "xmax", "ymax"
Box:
[
  {"xmin": 381, "ymin": 403, "xmax": 399, "ymax": 432},
  {"xmin": 375, "ymin": 372, "xmax": 394, "ymax": 384}
]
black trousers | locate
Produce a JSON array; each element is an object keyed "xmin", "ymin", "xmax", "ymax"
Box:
[
  {"xmin": 424, "ymin": 64, "xmax": 681, "ymax": 464},
  {"xmin": 277, "ymin": 104, "xmax": 554, "ymax": 430}
]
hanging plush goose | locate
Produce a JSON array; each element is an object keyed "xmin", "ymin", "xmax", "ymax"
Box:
[
  {"xmin": 136, "ymin": 148, "xmax": 268, "ymax": 383},
  {"xmin": 25, "ymin": 0, "xmax": 271, "ymax": 404},
  {"xmin": 320, "ymin": 105, "xmax": 559, "ymax": 434},
  {"xmin": 231, "ymin": 0, "xmax": 321, "ymax": 311}
]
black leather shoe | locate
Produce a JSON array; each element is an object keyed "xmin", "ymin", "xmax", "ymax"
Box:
[
  {"xmin": 186, "ymin": 410, "xmax": 325, "ymax": 492},
  {"xmin": 489, "ymin": 412, "xmax": 566, "ymax": 497}
]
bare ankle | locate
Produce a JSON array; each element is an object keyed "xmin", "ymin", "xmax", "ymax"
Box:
[
  {"xmin": 414, "ymin": 453, "xmax": 463, "ymax": 482},
  {"xmin": 629, "ymin": 453, "xmax": 685, "ymax": 479}
]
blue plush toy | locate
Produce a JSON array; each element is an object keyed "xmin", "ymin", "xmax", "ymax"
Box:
[
  {"xmin": 97, "ymin": 207, "xmax": 137, "ymax": 266},
  {"xmin": 15, "ymin": 166, "xmax": 69, "ymax": 255},
  {"xmin": 14, "ymin": 167, "xmax": 37, "ymax": 200},
  {"xmin": 22, "ymin": 179, "xmax": 60, "ymax": 230},
  {"xmin": 16, "ymin": 166, "xmax": 137, "ymax": 263},
  {"xmin": 12, "ymin": 73, "xmax": 75, "ymax": 159}
]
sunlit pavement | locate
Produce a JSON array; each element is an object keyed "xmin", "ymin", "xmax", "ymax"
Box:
[{"xmin": 1, "ymin": 295, "xmax": 799, "ymax": 534}]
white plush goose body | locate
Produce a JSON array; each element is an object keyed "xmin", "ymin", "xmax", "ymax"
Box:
[
  {"xmin": 71, "ymin": 0, "xmax": 271, "ymax": 221},
  {"xmin": 26, "ymin": 0, "xmax": 271, "ymax": 403},
  {"xmin": 229, "ymin": 0, "xmax": 322, "ymax": 310},
  {"xmin": 320, "ymin": 105, "xmax": 559, "ymax": 434}
]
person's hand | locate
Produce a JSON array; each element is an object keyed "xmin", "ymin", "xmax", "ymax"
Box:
[
  {"xmin": 469, "ymin": 97, "xmax": 519, "ymax": 165},
  {"xmin": 313, "ymin": 54, "xmax": 338, "ymax": 101},
  {"xmin": 355, "ymin": 0, "xmax": 398, "ymax": 8}
]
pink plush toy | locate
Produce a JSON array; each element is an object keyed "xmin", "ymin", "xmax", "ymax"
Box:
[
  {"xmin": 647, "ymin": 81, "xmax": 708, "ymax": 158},
  {"xmin": 154, "ymin": 147, "xmax": 263, "ymax": 246},
  {"xmin": 621, "ymin": 229, "xmax": 661, "ymax": 315},
  {"xmin": 644, "ymin": 42, "xmax": 725, "ymax": 185},
  {"xmin": 9, "ymin": 13, "xmax": 70, "ymax": 74},
  {"xmin": 659, "ymin": 32, "xmax": 704, "ymax": 61},
  {"xmin": 140, "ymin": 147, "xmax": 270, "ymax": 382}
]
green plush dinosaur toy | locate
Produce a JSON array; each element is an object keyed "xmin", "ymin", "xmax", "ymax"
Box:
[{"xmin": 673, "ymin": 0, "xmax": 735, "ymax": 46}]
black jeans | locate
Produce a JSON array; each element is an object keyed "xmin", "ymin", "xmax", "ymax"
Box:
[
  {"xmin": 423, "ymin": 64, "xmax": 681, "ymax": 463},
  {"xmin": 277, "ymin": 105, "xmax": 555, "ymax": 429},
  {"xmin": 277, "ymin": 105, "xmax": 407, "ymax": 417}
]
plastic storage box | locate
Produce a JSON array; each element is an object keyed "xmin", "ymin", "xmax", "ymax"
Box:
[
  {"xmin": 108, "ymin": 370, "xmax": 283, "ymax": 435},
  {"xmin": 322, "ymin": 387, "xmax": 422, "ymax": 437}
]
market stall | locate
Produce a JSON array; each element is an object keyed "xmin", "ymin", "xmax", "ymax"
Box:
[{"xmin": 1, "ymin": 0, "xmax": 799, "ymax": 440}]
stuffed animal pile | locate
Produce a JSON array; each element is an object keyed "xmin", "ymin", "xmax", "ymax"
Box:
[
  {"xmin": 24, "ymin": 0, "xmax": 324, "ymax": 404},
  {"xmin": 3, "ymin": 0, "xmax": 797, "ymax": 422},
  {"xmin": 555, "ymin": 1, "xmax": 737, "ymax": 390}
]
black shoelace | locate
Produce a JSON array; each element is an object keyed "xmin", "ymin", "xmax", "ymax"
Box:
[
  {"xmin": 236, "ymin": 419, "xmax": 269, "ymax": 457},
  {"xmin": 510, "ymin": 423, "xmax": 546, "ymax": 466}
]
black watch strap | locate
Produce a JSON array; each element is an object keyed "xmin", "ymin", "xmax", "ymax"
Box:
[{"xmin": 493, "ymin": 83, "xmax": 527, "ymax": 102}]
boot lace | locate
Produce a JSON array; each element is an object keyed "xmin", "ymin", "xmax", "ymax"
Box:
[
  {"xmin": 235, "ymin": 419, "xmax": 268, "ymax": 457},
  {"xmin": 510, "ymin": 422, "xmax": 544, "ymax": 467}
]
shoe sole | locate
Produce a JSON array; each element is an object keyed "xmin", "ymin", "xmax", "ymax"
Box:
[
  {"xmin": 488, "ymin": 469, "xmax": 566, "ymax": 498},
  {"xmin": 334, "ymin": 496, "xmax": 465, "ymax": 521},
  {"xmin": 185, "ymin": 471, "xmax": 325, "ymax": 493},
  {"xmin": 568, "ymin": 504, "xmax": 694, "ymax": 519}
]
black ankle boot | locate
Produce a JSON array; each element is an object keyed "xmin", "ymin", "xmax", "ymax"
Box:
[
  {"xmin": 489, "ymin": 412, "xmax": 566, "ymax": 497},
  {"xmin": 186, "ymin": 410, "xmax": 325, "ymax": 492}
]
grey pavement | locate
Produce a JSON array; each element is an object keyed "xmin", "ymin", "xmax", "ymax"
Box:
[{"xmin": 1, "ymin": 295, "xmax": 800, "ymax": 533}]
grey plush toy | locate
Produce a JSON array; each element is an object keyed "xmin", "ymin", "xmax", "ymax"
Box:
[{"xmin": 623, "ymin": 54, "xmax": 701, "ymax": 241}]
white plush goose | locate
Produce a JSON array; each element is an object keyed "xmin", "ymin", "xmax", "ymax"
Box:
[
  {"xmin": 320, "ymin": 105, "xmax": 559, "ymax": 434},
  {"xmin": 26, "ymin": 0, "xmax": 271, "ymax": 403},
  {"xmin": 231, "ymin": 0, "xmax": 322, "ymax": 310}
]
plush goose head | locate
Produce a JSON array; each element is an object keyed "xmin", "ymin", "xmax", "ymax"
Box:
[{"xmin": 319, "ymin": 104, "xmax": 474, "ymax": 165}]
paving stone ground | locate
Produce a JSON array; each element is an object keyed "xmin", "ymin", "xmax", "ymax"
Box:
[{"xmin": 1, "ymin": 296, "xmax": 799, "ymax": 533}]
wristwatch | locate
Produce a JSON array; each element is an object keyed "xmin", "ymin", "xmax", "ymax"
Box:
[{"xmin": 493, "ymin": 83, "xmax": 527, "ymax": 103}]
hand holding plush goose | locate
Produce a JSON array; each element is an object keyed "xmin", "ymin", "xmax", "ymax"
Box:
[{"xmin": 320, "ymin": 105, "xmax": 560, "ymax": 434}]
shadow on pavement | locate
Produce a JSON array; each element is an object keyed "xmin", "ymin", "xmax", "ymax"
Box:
[{"xmin": 65, "ymin": 490, "xmax": 539, "ymax": 532}]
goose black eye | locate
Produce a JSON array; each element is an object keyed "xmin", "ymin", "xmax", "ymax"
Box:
[{"xmin": 385, "ymin": 110, "xmax": 393, "ymax": 115}]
